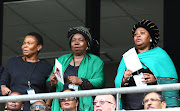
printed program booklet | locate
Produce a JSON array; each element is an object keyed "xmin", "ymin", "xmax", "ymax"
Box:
[
  {"xmin": 123, "ymin": 47, "xmax": 143, "ymax": 72},
  {"xmin": 55, "ymin": 59, "xmax": 64, "ymax": 85}
]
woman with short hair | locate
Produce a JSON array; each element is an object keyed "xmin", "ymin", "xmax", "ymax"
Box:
[{"xmin": 1, "ymin": 32, "xmax": 52, "ymax": 111}]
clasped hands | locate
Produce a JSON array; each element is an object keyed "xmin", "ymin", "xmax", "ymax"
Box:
[{"xmin": 123, "ymin": 69, "xmax": 156, "ymax": 84}]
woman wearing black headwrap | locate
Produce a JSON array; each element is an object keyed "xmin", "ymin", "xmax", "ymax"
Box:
[
  {"xmin": 115, "ymin": 20, "xmax": 179, "ymax": 110},
  {"xmin": 47, "ymin": 26, "xmax": 105, "ymax": 111}
]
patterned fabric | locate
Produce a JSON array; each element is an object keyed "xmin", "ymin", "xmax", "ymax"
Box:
[
  {"xmin": 68, "ymin": 26, "xmax": 92, "ymax": 49},
  {"xmin": 132, "ymin": 19, "xmax": 160, "ymax": 48},
  {"xmin": 157, "ymin": 77, "xmax": 180, "ymax": 107},
  {"xmin": 80, "ymin": 78, "xmax": 94, "ymax": 90}
]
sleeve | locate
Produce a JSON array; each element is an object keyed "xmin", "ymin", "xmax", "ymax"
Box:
[
  {"xmin": 0, "ymin": 58, "xmax": 12, "ymax": 87},
  {"xmin": 88, "ymin": 58, "xmax": 105, "ymax": 89},
  {"xmin": 46, "ymin": 64, "xmax": 55, "ymax": 82},
  {"xmin": 115, "ymin": 58, "xmax": 126, "ymax": 88},
  {"xmin": 80, "ymin": 78, "xmax": 94, "ymax": 90}
]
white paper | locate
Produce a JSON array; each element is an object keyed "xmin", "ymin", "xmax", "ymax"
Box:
[
  {"xmin": 123, "ymin": 47, "xmax": 142, "ymax": 72},
  {"xmin": 55, "ymin": 59, "xmax": 64, "ymax": 85},
  {"xmin": 133, "ymin": 73, "xmax": 147, "ymax": 87}
]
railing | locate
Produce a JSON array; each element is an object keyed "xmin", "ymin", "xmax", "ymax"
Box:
[{"xmin": 0, "ymin": 83, "xmax": 180, "ymax": 110}]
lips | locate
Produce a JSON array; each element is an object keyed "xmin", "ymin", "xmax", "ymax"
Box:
[
  {"xmin": 23, "ymin": 50, "xmax": 28, "ymax": 53},
  {"xmin": 74, "ymin": 47, "xmax": 80, "ymax": 50},
  {"xmin": 10, "ymin": 104, "xmax": 16, "ymax": 107},
  {"xmin": 64, "ymin": 103, "xmax": 70, "ymax": 106},
  {"xmin": 136, "ymin": 39, "xmax": 141, "ymax": 42}
]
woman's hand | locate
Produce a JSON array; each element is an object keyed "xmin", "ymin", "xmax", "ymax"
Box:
[
  {"xmin": 68, "ymin": 76, "xmax": 82, "ymax": 85},
  {"xmin": 142, "ymin": 73, "xmax": 156, "ymax": 84},
  {"xmin": 123, "ymin": 69, "xmax": 133, "ymax": 83},
  {"xmin": 1, "ymin": 85, "xmax": 11, "ymax": 96},
  {"xmin": 50, "ymin": 71, "xmax": 58, "ymax": 86}
]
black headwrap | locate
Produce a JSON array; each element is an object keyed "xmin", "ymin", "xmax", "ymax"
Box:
[
  {"xmin": 68, "ymin": 26, "xmax": 92, "ymax": 49},
  {"xmin": 132, "ymin": 19, "xmax": 160, "ymax": 48}
]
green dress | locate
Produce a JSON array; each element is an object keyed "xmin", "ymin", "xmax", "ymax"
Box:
[{"xmin": 47, "ymin": 53, "xmax": 105, "ymax": 111}]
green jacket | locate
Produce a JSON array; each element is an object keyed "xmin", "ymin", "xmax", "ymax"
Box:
[{"xmin": 47, "ymin": 53, "xmax": 105, "ymax": 111}]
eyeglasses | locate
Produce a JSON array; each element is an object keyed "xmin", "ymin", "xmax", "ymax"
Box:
[
  {"xmin": 93, "ymin": 100, "xmax": 113, "ymax": 106},
  {"xmin": 60, "ymin": 97, "xmax": 76, "ymax": 102},
  {"xmin": 30, "ymin": 105, "xmax": 46, "ymax": 110},
  {"xmin": 142, "ymin": 98, "xmax": 161, "ymax": 105}
]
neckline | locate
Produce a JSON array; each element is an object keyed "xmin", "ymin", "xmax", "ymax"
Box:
[
  {"xmin": 69, "ymin": 64, "xmax": 79, "ymax": 67},
  {"xmin": 20, "ymin": 56, "xmax": 41, "ymax": 63}
]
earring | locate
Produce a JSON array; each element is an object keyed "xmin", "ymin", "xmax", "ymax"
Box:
[
  {"xmin": 150, "ymin": 39, "xmax": 152, "ymax": 42},
  {"xmin": 86, "ymin": 47, "xmax": 88, "ymax": 50},
  {"xmin": 37, "ymin": 49, "xmax": 39, "ymax": 51}
]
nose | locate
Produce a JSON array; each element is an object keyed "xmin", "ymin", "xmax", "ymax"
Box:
[
  {"xmin": 22, "ymin": 43, "xmax": 28, "ymax": 48},
  {"xmin": 136, "ymin": 33, "xmax": 141, "ymax": 37},
  {"xmin": 147, "ymin": 100, "xmax": 152, "ymax": 105},
  {"xmin": 65, "ymin": 98, "xmax": 69, "ymax": 101},
  {"xmin": 95, "ymin": 102, "xmax": 101, "ymax": 107},
  {"xmin": 74, "ymin": 40, "xmax": 80, "ymax": 44},
  {"xmin": 35, "ymin": 107, "xmax": 40, "ymax": 110}
]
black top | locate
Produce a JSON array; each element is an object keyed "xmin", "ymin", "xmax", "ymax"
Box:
[
  {"xmin": 0, "ymin": 56, "xmax": 52, "ymax": 94},
  {"xmin": 0, "ymin": 56, "xmax": 52, "ymax": 111},
  {"xmin": 0, "ymin": 66, "xmax": 4, "ymax": 80},
  {"xmin": 122, "ymin": 68, "xmax": 157, "ymax": 110},
  {"xmin": 64, "ymin": 65, "xmax": 79, "ymax": 90},
  {"xmin": 63, "ymin": 64, "xmax": 94, "ymax": 90}
]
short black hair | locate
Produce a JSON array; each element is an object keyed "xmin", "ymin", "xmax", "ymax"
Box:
[
  {"xmin": 26, "ymin": 32, "xmax": 43, "ymax": 46},
  {"xmin": 144, "ymin": 91, "xmax": 165, "ymax": 102}
]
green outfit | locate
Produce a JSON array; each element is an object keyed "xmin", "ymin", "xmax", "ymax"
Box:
[
  {"xmin": 47, "ymin": 53, "xmax": 105, "ymax": 111},
  {"xmin": 115, "ymin": 47, "xmax": 179, "ymax": 109}
]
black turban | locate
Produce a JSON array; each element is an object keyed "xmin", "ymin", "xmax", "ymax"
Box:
[{"xmin": 68, "ymin": 26, "xmax": 92, "ymax": 49}]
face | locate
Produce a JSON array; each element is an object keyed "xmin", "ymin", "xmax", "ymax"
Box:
[
  {"xmin": 143, "ymin": 92, "xmax": 166, "ymax": 109},
  {"xmin": 71, "ymin": 33, "xmax": 88, "ymax": 56},
  {"xmin": 21, "ymin": 35, "xmax": 42, "ymax": 57},
  {"xmin": 30, "ymin": 101, "xmax": 47, "ymax": 111},
  {"xmin": 60, "ymin": 90, "xmax": 78, "ymax": 110},
  {"xmin": 94, "ymin": 95, "xmax": 115, "ymax": 111},
  {"xmin": 133, "ymin": 27, "xmax": 152, "ymax": 50},
  {"xmin": 6, "ymin": 92, "xmax": 23, "ymax": 111}
]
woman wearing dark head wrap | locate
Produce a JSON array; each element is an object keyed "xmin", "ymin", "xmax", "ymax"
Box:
[
  {"xmin": 47, "ymin": 26, "xmax": 105, "ymax": 111},
  {"xmin": 115, "ymin": 20, "xmax": 179, "ymax": 110}
]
